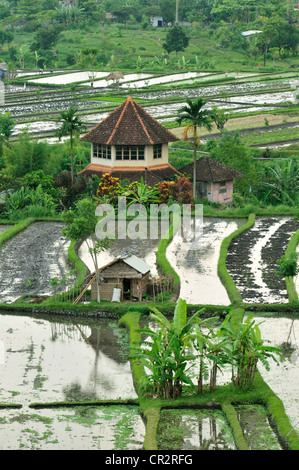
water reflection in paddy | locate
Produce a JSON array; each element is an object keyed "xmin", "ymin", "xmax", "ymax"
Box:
[
  {"xmin": 0, "ymin": 314, "xmax": 136, "ymax": 405},
  {"xmin": 157, "ymin": 408, "xmax": 236, "ymax": 450},
  {"xmin": 0, "ymin": 405, "xmax": 145, "ymax": 450}
]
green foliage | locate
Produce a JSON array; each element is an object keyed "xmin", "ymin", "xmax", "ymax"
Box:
[
  {"xmin": 277, "ymin": 252, "xmax": 298, "ymax": 279},
  {"xmin": 132, "ymin": 298, "xmax": 202, "ymax": 398},
  {"xmin": 177, "ymin": 97, "xmax": 213, "ymax": 198},
  {"xmin": 163, "ymin": 24, "xmax": 189, "ymax": 55},
  {"xmin": 131, "ymin": 299, "xmax": 283, "ymax": 399},
  {"xmin": 3, "ymin": 129, "xmax": 48, "ymax": 179},
  {"xmin": 62, "ymin": 198, "xmax": 111, "ymax": 301},
  {"xmin": 56, "ymin": 107, "xmax": 85, "ymax": 184},
  {"xmin": 31, "ymin": 22, "xmax": 63, "ymax": 51},
  {"xmin": 209, "ymin": 130, "xmax": 259, "ymax": 195},
  {"xmin": 2, "ymin": 185, "xmax": 58, "ymax": 220},
  {"xmin": 259, "ymin": 159, "xmax": 299, "ymax": 206},
  {"xmin": 219, "ymin": 311, "xmax": 284, "ymax": 389}
]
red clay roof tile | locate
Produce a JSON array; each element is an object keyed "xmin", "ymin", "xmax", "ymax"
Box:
[{"xmin": 80, "ymin": 96, "xmax": 179, "ymax": 146}]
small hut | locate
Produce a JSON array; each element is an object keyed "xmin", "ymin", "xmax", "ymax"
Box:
[
  {"xmin": 91, "ymin": 255, "xmax": 151, "ymax": 301},
  {"xmin": 180, "ymin": 157, "xmax": 244, "ymax": 203},
  {"xmin": 105, "ymin": 71, "xmax": 125, "ymax": 87}
]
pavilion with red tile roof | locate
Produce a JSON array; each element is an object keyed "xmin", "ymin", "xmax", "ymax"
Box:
[{"xmin": 78, "ymin": 96, "xmax": 181, "ymax": 185}]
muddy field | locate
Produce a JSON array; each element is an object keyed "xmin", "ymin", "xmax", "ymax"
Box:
[
  {"xmin": 226, "ymin": 217, "xmax": 299, "ymax": 304},
  {"xmin": 0, "ymin": 222, "xmax": 72, "ymax": 303}
]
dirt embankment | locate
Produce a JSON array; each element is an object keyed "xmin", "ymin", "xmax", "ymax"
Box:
[{"xmin": 226, "ymin": 217, "xmax": 299, "ymax": 303}]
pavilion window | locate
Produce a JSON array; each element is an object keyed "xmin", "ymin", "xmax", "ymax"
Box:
[
  {"xmin": 93, "ymin": 144, "xmax": 98, "ymax": 158},
  {"xmin": 153, "ymin": 144, "xmax": 162, "ymax": 159},
  {"xmin": 116, "ymin": 146, "xmax": 122, "ymax": 160},
  {"xmin": 114, "ymin": 145, "xmax": 145, "ymax": 160},
  {"xmin": 123, "ymin": 145, "xmax": 130, "ymax": 160},
  {"xmin": 93, "ymin": 144, "xmax": 111, "ymax": 159},
  {"xmin": 131, "ymin": 146, "xmax": 137, "ymax": 160},
  {"xmin": 138, "ymin": 146, "xmax": 145, "ymax": 160}
]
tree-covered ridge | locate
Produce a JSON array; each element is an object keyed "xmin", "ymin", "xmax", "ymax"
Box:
[{"xmin": 0, "ymin": 0, "xmax": 293, "ymax": 24}]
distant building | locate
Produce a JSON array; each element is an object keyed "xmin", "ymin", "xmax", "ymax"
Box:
[
  {"xmin": 150, "ymin": 16, "xmax": 164, "ymax": 27},
  {"xmin": 79, "ymin": 96, "xmax": 180, "ymax": 185},
  {"xmin": 241, "ymin": 30, "xmax": 262, "ymax": 41},
  {"xmin": 105, "ymin": 12, "xmax": 117, "ymax": 22},
  {"xmin": 0, "ymin": 63, "xmax": 7, "ymax": 81},
  {"xmin": 180, "ymin": 157, "xmax": 244, "ymax": 204}
]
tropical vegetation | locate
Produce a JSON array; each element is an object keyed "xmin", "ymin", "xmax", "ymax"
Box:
[{"xmin": 132, "ymin": 299, "xmax": 283, "ymax": 398}]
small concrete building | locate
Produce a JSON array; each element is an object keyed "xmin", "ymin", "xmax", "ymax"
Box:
[
  {"xmin": 79, "ymin": 96, "xmax": 180, "ymax": 185},
  {"xmin": 91, "ymin": 255, "xmax": 151, "ymax": 301},
  {"xmin": 150, "ymin": 16, "xmax": 164, "ymax": 27},
  {"xmin": 180, "ymin": 157, "xmax": 244, "ymax": 204}
]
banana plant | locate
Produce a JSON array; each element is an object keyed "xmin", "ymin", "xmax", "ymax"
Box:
[
  {"xmin": 219, "ymin": 313, "xmax": 283, "ymax": 389},
  {"xmin": 132, "ymin": 298, "xmax": 203, "ymax": 398}
]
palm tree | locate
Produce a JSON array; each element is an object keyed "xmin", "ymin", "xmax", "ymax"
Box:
[
  {"xmin": 56, "ymin": 107, "xmax": 84, "ymax": 184},
  {"xmin": 176, "ymin": 98, "xmax": 213, "ymax": 198}
]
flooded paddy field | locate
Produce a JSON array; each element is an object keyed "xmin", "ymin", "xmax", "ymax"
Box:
[
  {"xmin": 2, "ymin": 69, "xmax": 299, "ymax": 145},
  {"xmin": 235, "ymin": 405, "xmax": 283, "ymax": 450},
  {"xmin": 157, "ymin": 405, "xmax": 284, "ymax": 450},
  {"xmin": 226, "ymin": 217, "xmax": 299, "ymax": 304},
  {"xmin": 157, "ymin": 408, "xmax": 236, "ymax": 450},
  {"xmin": 0, "ymin": 222, "xmax": 72, "ymax": 303},
  {"xmin": 0, "ymin": 314, "xmax": 136, "ymax": 405},
  {"xmin": 0, "ymin": 312, "xmax": 142, "ymax": 450},
  {"xmin": 78, "ymin": 222, "xmax": 160, "ymax": 278},
  {"xmin": 166, "ymin": 217, "xmax": 246, "ymax": 305},
  {"xmin": 0, "ymin": 310, "xmax": 298, "ymax": 449},
  {"xmin": 0, "ymin": 405, "xmax": 144, "ymax": 450},
  {"xmin": 256, "ymin": 316, "xmax": 299, "ymax": 435}
]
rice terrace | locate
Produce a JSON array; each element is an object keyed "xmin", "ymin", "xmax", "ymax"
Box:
[{"xmin": 0, "ymin": 0, "xmax": 299, "ymax": 454}]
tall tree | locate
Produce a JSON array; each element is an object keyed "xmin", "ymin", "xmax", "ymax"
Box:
[
  {"xmin": 163, "ymin": 24, "xmax": 189, "ymax": 55},
  {"xmin": 56, "ymin": 107, "xmax": 85, "ymax": 184},
  {"xmin": 176, "ymin": 98, "xmax": 213, "ymax": 198},
  {"xmin": 62, "ymin": 199, "xmax": 111, "ymax": 303}
]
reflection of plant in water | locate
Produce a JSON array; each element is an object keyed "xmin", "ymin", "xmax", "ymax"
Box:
[
  {"xmin": 62, "ymin": 383, "xmax": 97, "ymax": 402},
  {"xmin": 157, "ymin": 409, "xmax": 235, "ymax": 450},
  {"xmin": 279, "ymin": 319, "xmax": 298, "ymax": 360},
  {"xmin": 111, "ymin": 406, "xmax": 141, "ymax": 450}
]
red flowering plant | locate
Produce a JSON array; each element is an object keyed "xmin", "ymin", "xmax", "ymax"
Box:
[
  {"xmin": 96, "ymin": 173, "xmax": 123, "ymax": 206},
  {"xmin": 170, "ymin": 176, "xmax": 194, "ymax": 207},
  {"xmin": 156, "ymin": 180, "xmax": 175, "ymax": 204}
]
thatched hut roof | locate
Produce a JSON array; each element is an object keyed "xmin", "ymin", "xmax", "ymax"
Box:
[{"xmin": 105, "ymin": 71, "xmax": 125, "ymax": 82}]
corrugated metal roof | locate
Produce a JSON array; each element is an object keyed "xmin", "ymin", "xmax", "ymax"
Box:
[{"xmin": 123, "ymin": 255, "xmax": 151, "ymax": 274}]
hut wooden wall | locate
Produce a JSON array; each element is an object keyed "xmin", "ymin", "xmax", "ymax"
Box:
[{"xmin": 90, "ymin": 260, "xmax": 150, "ymax": 301}]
